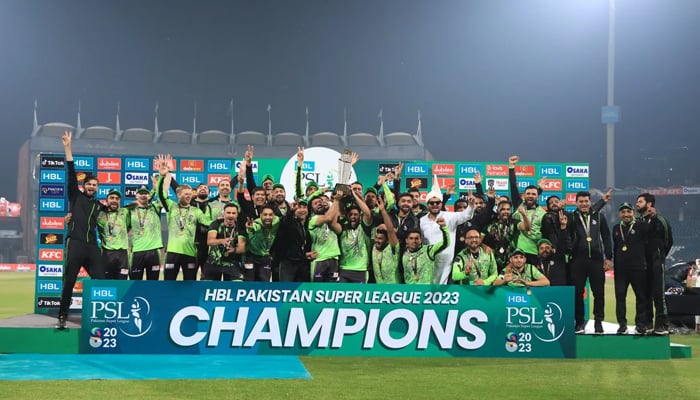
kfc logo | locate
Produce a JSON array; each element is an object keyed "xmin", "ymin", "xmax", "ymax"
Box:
[{"xmin": 39, "ymin": 249, "xmax": 64, "ymax": 261}]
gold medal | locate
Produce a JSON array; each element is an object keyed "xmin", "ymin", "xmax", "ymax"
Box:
[
  {"xmin": 413, "ymin": 274, "xmax": 419, "ymax": 282},
  {"xmin": 622, "ymin": 245, "xmax": 628, "ymax": 252},
  {"xmin": 139, "ymin": 229, "xmax": 144, "ymax": 235},
  {"xmin": 586, "ymin": 236, "xmax": 592, "ymax": 242}
]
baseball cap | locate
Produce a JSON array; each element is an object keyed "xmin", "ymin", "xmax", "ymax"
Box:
[
  {"xmin": 618, "ymin": 202, "xmax": 633, "ymax": 211},
  {"xmin": 107, "ymin": 189, "xmax": 122, "ymax": 198},
  {"xmin": 509, "ymin": 248, "xmax": 526, "ymax": 258},
  {"xmin": 136, "ymin": 185, "xmax": 150, "ymax": 194}
]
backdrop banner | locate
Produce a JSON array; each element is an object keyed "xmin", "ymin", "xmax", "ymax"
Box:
[{"xmin": 80, "ymin": 281, "xmax": 575, "ymax": 358}]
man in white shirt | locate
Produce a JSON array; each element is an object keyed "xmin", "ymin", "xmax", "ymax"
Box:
[{"xmin": 420, "ymin": 175, "xmax": 474, "ymax": 284}]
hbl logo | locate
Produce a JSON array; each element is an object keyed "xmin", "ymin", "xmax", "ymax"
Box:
[
  {"xmin": 125, "ymin": 158, "xmax": 149, "ymax": 171},
  {"xmin": 40, "ymin": 198, "xmax": 65, "ymax": 211}
]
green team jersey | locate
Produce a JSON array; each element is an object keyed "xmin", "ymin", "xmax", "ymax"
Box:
[
  {"xmin": 452, "ymin": 247, "xmax": 498, "ymax": 285},
  {"xmin": 128, "ymin": 203, "xmax": 163, "ymax": 252},
  {"xmin": 97, "ymin": 208, "xmax": 130, "ymax": 250},
  {"xmin": 372, "ymin": 242, "xmax": 400, "ymax": 284},
  {"xmin": 246, "ymin": 216, "xmax": 280, "ymax": 257},
  {"xmin": 339, "ymin": 221, "xmax": 372, "ymax": 271},
  {"xmin": 158, "ymin": 175, "xmax": 212, "ymax": 256},
  {"xmin": 207, "ymin": 220, "xmax": 247, "ymax": 267},
  {"xmin": 512, "ymin": 205, "xmax": 544, "ymax": 255},
  {"xmin": 402, "ymin": 226, "xmax": 449, "ymax": 284},
  {"xmin": 309, "ymin": 214, "xmax": 341, "ymax": 261},
  {"xmin": 503, "ymin": 264, "xmax": 544, "ymax": 286}
]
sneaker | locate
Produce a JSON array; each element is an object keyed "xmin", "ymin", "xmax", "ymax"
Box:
[
  {"xmin": 575, "ymin": 324, "xmax": 585, "ymax": 334},
  {"xmin": 56, "ymin": 315, "xmax": 66, "ymax": 330},
  {"xmin": 653, "ymin": 326, "xmax": 669, "ymax": 336},
  {"xmin": 616, "ymin": 325, "xmax": 628, "ymax": 335},
  {"xmin": 594, "ymin": 320, "xmax": 604, "ymax": 335},
  {"xmin": 634, "ymin": 326, "xmax": 646, "ymax": 335}
]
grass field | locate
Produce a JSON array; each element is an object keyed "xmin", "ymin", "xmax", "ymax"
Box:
[{"xmin": 2, "ymin": 272, "xmax": 699, "ymax": 400}]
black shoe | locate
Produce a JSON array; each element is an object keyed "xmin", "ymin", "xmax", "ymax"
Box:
[
  {"xmin": 575, "ymin": 324, "xmax": 585, "ymax": 334},
  {"xmin": 653, "ymin": 326, "xmax": 669, "ymax": 336},
  {"xmin": 594, "ymin": 320, "xmax": 604, "ymax": 335},
  {"xmin": 56, "ymin": 315, "xmax": 66, "ymax": 330},
  {"xmin": 616, "ymin": 325, "xmax": 628, "ymax": 335},
  {"xmin": 634, "ymin": 326, "xmax": 646, "ymax": 335}
]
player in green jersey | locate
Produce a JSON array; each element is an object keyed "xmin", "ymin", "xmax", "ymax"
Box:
[
  {"xmin": 156, "ymin": 154, "xmax": 212, "ymax": 280},
  {"xmin": 96, "ymin": 189, "xmax": 131, "ymax": 279},
  {"xmin": 338, "ymin": 190, "xmax": 373, "ymax": 283},
  {"xmin": 373, "ymin": 196, "xmax": 401, "ymax": 284},
  {"xmin": 308, "ymin": 191, "xmax": 342, "ymax": 282},
  {"xmin": 452, "ymin": 228, "xmax": 498, "ymax": 285},
  {"xmin": 245, "ymin": 204, "xmax": 280, "ymax": 282},
  {"xmin": 204, "ymin": 202, "xmax": 247, "ymax": 281},
  {"xmin": 402, "ymin": 217, "xmax": 448, "ymax": 284},
  {"xmin": 493, "ymin": 248, "xmax": 550, "ymax": 287},
  {"xmin": 127, "ymin": 185, "xmax": 163, "ymax": 280}
]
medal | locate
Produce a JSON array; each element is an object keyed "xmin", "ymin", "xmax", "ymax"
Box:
[
  {"xmin": 622, "ymin": 245, "xmax": 628, "ymax": 252},
  {"xmin": 499, "ymin": 247, "xmax": 505, "ymax": 254},
  {"xmin": 413, "ymin": 274, "xmax": 419, "ymax": 282},
  {"xmin": 586, "ymin": 236, "xmax": 592, "ymax": 242},
  {"xmin": 139, "ymin": 229, "xmax": 144, "ymax": 235}
]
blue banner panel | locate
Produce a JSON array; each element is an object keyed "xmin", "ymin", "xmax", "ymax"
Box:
[{"xmin": 81, "ymin": 281, "xmax": 574, "ymax": 358}]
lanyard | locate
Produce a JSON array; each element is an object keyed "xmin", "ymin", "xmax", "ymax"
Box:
[
  {"xmin": 107, "ymin": 211, "xmax": 117, "ymax": 236},
  {"xmin": 177, "ymin": 205, "xmax": 191, "ymax": 231}
]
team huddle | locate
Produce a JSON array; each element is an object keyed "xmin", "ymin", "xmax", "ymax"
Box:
[{"xmin": 56, "ymin": 131, "xmax": 673, "ymax": 337}]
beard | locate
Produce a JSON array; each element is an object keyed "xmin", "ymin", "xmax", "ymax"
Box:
[
  {"xmin": 540, "ymin": 250, "xmax": 553, "ymax": 260},
  {"xmin": 637, "ymin": 205, "xmax": 647, "ymax": 214},
  {"xmin": 197, "ymin": 193, "xmax": 208, "ymax": 200}
]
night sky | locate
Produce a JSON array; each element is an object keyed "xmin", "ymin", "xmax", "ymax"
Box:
[{"xmin": 1, "ymin": 0, "xmax": 698, "ymax": 200}]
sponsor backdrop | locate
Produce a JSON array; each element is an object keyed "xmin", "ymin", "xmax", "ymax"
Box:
[
  {"xmin": 35, "ymin": 149, "xmax": 587, "ymax": 314},
  {"xmin": 80, "ymin": 281, "xmax": 574, "ymax": 358}
]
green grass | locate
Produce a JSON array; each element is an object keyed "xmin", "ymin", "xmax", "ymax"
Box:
[
  {"xmin": 0, "ymin": 273, "xmax": 34, "ymax": 318},
  {"xmin": 1, "ymin": 272, "xmax": 699, "ymax": 399}
]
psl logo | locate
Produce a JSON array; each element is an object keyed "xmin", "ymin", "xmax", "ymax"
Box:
[
  {"xmin": 91, "ymin": 296, "xmax": 153, "ymax": 338},
  {"xmin": 534, "ymin": 302, "xmax": 565, "ymax": 343},
  {"xmin": 505, "ymin": 301, "xmax": 565, "ymax": 343}
]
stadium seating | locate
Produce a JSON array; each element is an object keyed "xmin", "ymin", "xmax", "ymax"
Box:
[
  {"xmin": 236, "ymin": 131, "xmax": 267, "ymax": 145},
  {"xmin": 197, "ymin": 130, "xmax": 229, "ymax": 144},
  {"xmin": 348, "ymin": 132, "xmax": 379, "ymax": 146},
  {"xmin": 120, "ymin": 128, "xmax": 154, "ymax": 142},
  {"xmin": 158, "ymin": 129, "xmax": 192, "ymax": 144},
  {"xmin": 273, "ymin": 132, "xmax": 305, "ymax": 146},
  {"xmin": 80, "ymin": 126, "xmax": 115, "ymax": 141},
  {"xmin": 384, "ymin": 132, "xmax": 418, "ymax": 146},
  {"xmin": 310, "ymin": 132, "xmax": 342, "ymax": 146}
]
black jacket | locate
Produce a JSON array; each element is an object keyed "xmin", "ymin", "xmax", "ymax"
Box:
[
  {"xmin": 568, "ymin": 209, "xmax": 613, "ymax": 261},
  {"xmin": 66, "ymin": 161, "xmax": 104, "ymax": 244}
]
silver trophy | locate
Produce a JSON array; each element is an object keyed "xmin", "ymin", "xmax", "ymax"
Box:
[{"xmin": 333, "ymin": 149, "xmax": 353, "ymax": 199}]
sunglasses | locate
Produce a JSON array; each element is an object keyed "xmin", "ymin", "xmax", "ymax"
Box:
[{"xmin": 427, "ymin": 201, "xmax": 442, "ymax": 206}]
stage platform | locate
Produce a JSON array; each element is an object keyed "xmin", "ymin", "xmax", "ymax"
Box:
[{"xmin": 0, "ymin": 314, "xmax": 689, "ymax": 359}]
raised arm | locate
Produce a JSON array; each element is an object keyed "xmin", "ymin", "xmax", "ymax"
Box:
[
  {"xmin": 508, "ymin": 156, "xmax": 522, "ymax": 208},
  {"xmin": 377, "ymin": 196, "xmax": 399, "ymax": 247},
  {"xmin": 155, "ymin": 154, "xmax": 173, "ymax": 211},
  {"xmin": 295, "ymin": 147, "xmax": 304, "ymax": 200},
  {"xmin": 244, "ymin": 145, "xmax": 257, "ymax": 191},
  {"xmin": 515, "ymin": 205, "xmax": 532, "ymax": 233},
  {"xmin": 352, "ymin": 189, "xmax": 373, "ymax": 226}
]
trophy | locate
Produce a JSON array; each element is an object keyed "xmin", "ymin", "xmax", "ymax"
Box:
[{"xmin": 333, "ymin": 149, "xmax": 354, "ymax": 200}]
